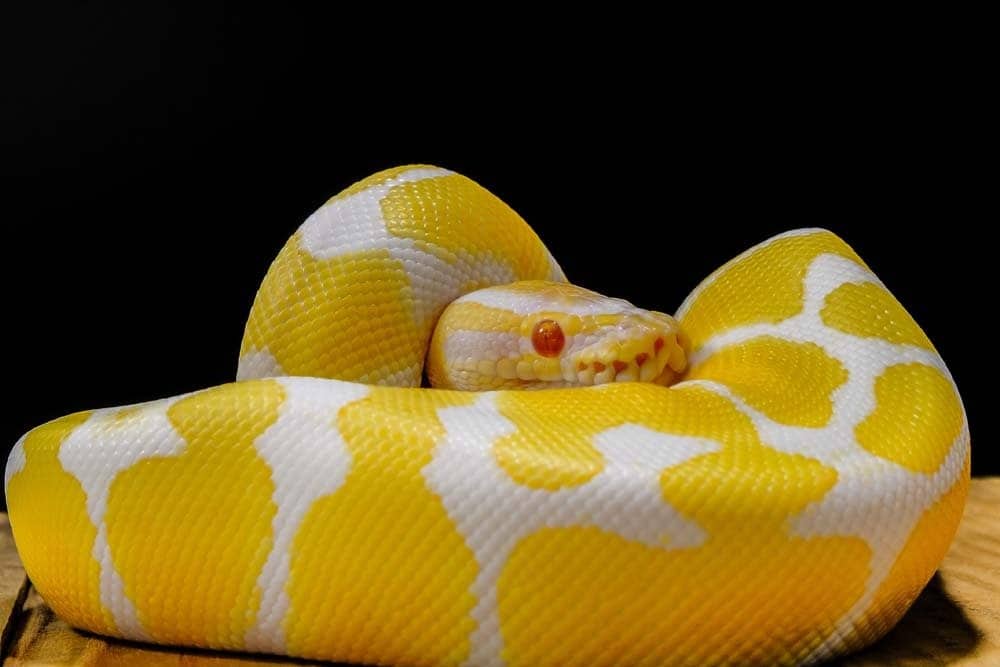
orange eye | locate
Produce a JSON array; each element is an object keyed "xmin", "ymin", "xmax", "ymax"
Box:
[{"xmin": 531, "ymin": 319, "xmax": 565, "ymax": 357}]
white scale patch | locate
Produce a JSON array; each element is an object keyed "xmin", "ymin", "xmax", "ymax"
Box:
[
  {"xmin": 4, "ymin": 434, "xmax": 27, "ymax": 491},
  {"xmin": 58, "ymin": 397, "xmax": 192, "ymax": 641},
  {"xmin": 443, "ymin": 330, "xmax": 522, "ymax": 362},
  {"xmin": 426, "ymin": 393, "xmax": 720, "ymax": 667},
  {"xmin": 244, "ymin": 377, "xmax": 369, "ymax": 653},
  {"xmin": 299, "ymin": 167, "xmax": 455, "ymax": 259},
  {"xmin": 678, "ymin": 248, "xmax": 970, "ymax": 663},
  {"xmin": 545, "ymin": 251, "xmax": 567, "ymax": 283},
  {"xmin": 236, "ymin": 349, "xmax": 285, "ymax": 382}
]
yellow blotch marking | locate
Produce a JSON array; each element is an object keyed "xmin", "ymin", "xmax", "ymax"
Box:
[
  {"xmin": 6, "ymin": 411, "xmax": 117, "ymax": 636},
  {"xmin": 856, "ymin": 363, "xmax": 963, "ymax": 473},
  {"xmin": 242, "ymin": 238, "xmax": 423, "ymax": 384},
  {"xmin": 687, "ymin": 336, "xmax": 848, "ymax": 427},
  {"xmin": 494, "ymin": 389, "xmax": 624, "ymax": 489},
  {"xmin": 821, "ymin": 281, "xmax": 935, "ymax": 350},
  {"xmin": 679, "ymin": 230, "xmax": 866, "ymax": 353},
  {"xmin": 497, "ymin": 384, "xmax": 865, "ymax": 666},
  {"xmin": 436, "ymin": 301, "xmax": 524, "ymax": 335},
  {"xmin": 381, "ymin": 173, "xmax": 555, "ymax": 278},
  {"xmin": 498, "ymin": 527, "xmax": 870, "ymax": 667},
  {"xmin": 284, "ymin": 388, "xmax": 479, "ymax": 665},
  {"xmin": 850, "ymin": 456, "xmax": 970, "ymax": 650},
  {"xmin": 105, "ymin": 381, "xmax": 283, "ymax": 648}
]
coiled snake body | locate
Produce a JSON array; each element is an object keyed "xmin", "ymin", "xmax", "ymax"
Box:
[{"xmin": 5, "ymin": 166, "xmax": 969, "ymax": 666}]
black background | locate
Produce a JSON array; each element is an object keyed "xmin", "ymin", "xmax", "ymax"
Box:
[{"xmin": 2, "ymin": 6, "xmax": 992, "ymax": 510}]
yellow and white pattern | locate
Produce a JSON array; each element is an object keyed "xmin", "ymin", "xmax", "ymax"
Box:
[{"xmin": 5, "ymin": 166, "xmax": 969, "ymax": 666}]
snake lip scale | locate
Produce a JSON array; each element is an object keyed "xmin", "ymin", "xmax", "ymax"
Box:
[{"xmin": 4, "ymin": 165, "xmax": 969, "ymax": 666}]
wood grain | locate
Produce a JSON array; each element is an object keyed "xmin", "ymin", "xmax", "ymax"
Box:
[
  {"xmin": 0, "ymin": 517, "xmax": 30, "ymax": 660},
  {"xmin": 2, "ymin": 479, "xmax": 998, "ymax": 666}
]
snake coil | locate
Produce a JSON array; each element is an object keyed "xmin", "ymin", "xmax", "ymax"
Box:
[{"xmin": 5, "ymin": 166, "xmax": 969, "ymax": 666}]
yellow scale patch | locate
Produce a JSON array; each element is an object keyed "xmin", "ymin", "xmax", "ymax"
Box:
[
  {"xmin": 821, "ymin": 281, "xmax": 935, "ymax": 350},
  {"xmin": 494, "ymin": 389, "xmax": 614, "ymax": 489},
  {"xmin": 434, "ymin": 301, "xmax": 524, "ymax": 336},
  {"xmin": 5, "ymin": 411, "xmax": 117, "ymax": 635},
  {"xmin": 283, "ymin": 387, "xmax": 479, "ymax": 666},
  {"xmin": 680, "ymin": 231, "xmax": 866, "ymax": 353},
  {"xmin": 855, "ymin": 363, "xmax": 963, "ymax": 473},
  {"xmin": 687, "ymin": 336, "xmax": 849, "ymax": 427},
  {"xmin": 495, "ymin": 383, "xmax": 870, "ymax": 666},
  {"xmin": 105, "ymin": 381, "xmax": 284, "ymax": 647}
]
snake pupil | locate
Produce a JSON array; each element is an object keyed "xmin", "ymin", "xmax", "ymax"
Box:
[{"xmin": 531, "ymin": 319, "xmax": 565, "ymax": 357}]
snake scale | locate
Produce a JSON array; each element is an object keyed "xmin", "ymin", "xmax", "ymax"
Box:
[{"xmin": 5, "ymin": 166, "xmax": 969, "ymax": 666}]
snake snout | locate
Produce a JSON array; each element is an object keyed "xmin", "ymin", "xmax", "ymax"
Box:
[{"xmin": 573, "ymin": 312, "xmax": 687, "ymax": 386}]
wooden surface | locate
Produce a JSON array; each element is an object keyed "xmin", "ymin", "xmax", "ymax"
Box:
[
  {"xmin": 1, "ymin": 480, "xmax": 997, "ymax": 666},
  {"xmin": 0, "ymin": 518, "xmax": 29, "ymax": 662}
]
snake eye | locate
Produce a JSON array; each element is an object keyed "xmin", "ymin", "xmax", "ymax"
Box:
[{"xmin": 531, "ymin": 319, "xmax": 565, "ymax": 357}]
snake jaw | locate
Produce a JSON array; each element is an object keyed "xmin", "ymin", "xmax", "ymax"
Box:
[{"xmin": 568, "ymin": 312, "xmax": 687, "ymax": 387}]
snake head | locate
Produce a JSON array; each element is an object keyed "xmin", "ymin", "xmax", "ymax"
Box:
[{"xmin": 427, "ymin": 280, "xmax": 688, "ymax": 390}]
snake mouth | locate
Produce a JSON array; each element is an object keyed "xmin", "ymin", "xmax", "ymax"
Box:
[{"xmin": 573, "ymin": 333, "xmax": 687, "ymax": 387}]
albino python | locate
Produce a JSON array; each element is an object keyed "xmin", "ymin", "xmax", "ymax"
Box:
[{"xmin": 5, "ymin": 166, "xmax": 969, "ymax": 666}]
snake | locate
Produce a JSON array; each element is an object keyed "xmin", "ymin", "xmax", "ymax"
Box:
[{"xmin": 4, "ymin": 165, "xmax": 969, "ymax": 666}]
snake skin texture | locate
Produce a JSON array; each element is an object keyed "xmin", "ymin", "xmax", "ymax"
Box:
[{"xmin": 5, "ymin": 166, "xmax": 969, "ymax": 666}]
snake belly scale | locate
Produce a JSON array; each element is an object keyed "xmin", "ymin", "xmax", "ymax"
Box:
[{"xmin": 4, "ymin": 166, "xmax": 969, "ymax": 666}]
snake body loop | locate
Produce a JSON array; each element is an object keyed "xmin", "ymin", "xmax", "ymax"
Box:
[{"xmin": 5, "ymin": 166, "xmax": 969, "ymax": 666}]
